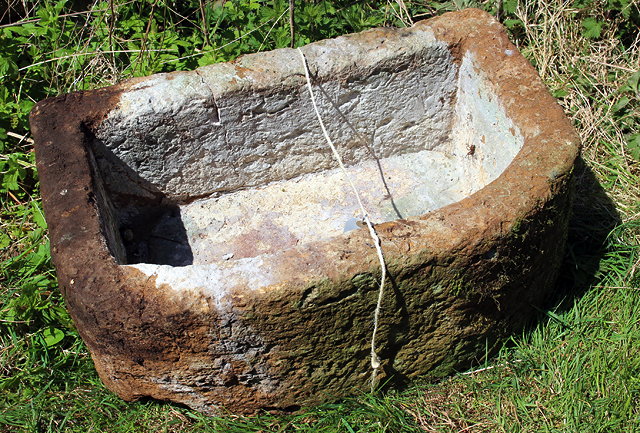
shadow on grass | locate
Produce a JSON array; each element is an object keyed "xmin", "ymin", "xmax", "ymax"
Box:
[{"xmin": 551, "ymin": 156, "xmax": 622, "ymax": 312}]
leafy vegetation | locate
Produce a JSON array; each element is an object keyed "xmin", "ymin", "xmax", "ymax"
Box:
[{"xmin": 1, "ymin": 0, "xmax": 639, "ymax": 431}]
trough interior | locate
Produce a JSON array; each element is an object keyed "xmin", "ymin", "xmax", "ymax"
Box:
[{"xmin": 90, "ymin": 45, "xmax": 523, "ymax": 267}]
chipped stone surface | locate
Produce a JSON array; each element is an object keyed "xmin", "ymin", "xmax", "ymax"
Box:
[{"xmin": 30, "ymin": 9, "xmax": 579, "ymax": 415}]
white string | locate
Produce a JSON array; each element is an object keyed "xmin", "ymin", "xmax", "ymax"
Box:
[{"xmin": 297, "ymin": 48, "xmax": 387, "ymax": 391}]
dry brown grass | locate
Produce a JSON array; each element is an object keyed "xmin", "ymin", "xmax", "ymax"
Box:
[{"xmin": 515, "ymin": 0, "xmax": 640, "ymax": 219}]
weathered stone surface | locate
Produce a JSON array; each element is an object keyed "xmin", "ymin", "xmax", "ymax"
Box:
[{"xmin": 30, "ymin": 9, "xmax": 579, "ymax": 414}]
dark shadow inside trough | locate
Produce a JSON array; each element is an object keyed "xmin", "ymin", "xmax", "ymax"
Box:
[
  {"xmin": 90, "ymin": 138, "xmax": 194, "ymax": 266},
  {"xmin": 120, "ymin": 204, "xmax": 193, "ymax": 266}
]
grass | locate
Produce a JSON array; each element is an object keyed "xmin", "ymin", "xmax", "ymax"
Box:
[{"xmin": 1, "ymin": 0, "xmax": 639, "ymax": 431}]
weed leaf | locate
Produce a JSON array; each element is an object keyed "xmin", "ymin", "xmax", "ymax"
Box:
[
  {"xmin": 582, "ymin": 18, "xmax": 604, "ymax": 39},
  {"xmin": 41, "ymin": 326, "xmax": 65, "ymax": 347}
]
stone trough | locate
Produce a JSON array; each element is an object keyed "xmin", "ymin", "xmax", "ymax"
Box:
[{"xmin": 30, "ymin": 9, "xmax": 579, "ymax": 414}]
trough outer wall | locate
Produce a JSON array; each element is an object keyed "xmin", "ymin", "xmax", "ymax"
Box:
[{"xmin": 29, "ymin": 9, "xmax": 580, "ymax": 414}]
